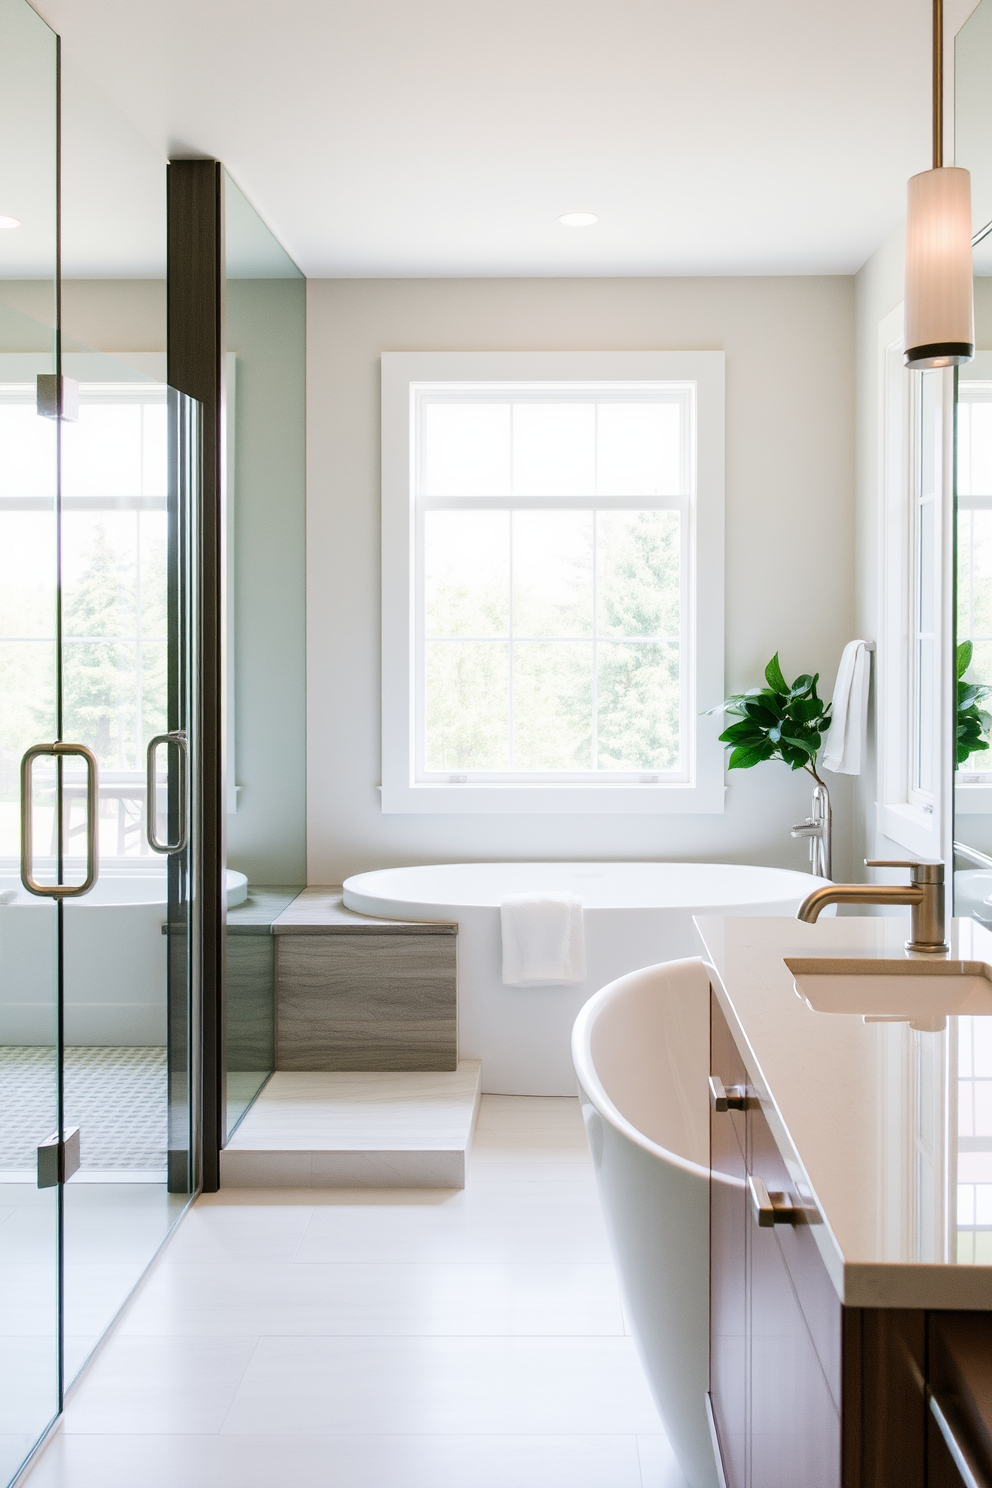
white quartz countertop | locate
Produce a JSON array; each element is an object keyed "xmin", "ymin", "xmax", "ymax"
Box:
[{"xmin": 695, "ymin": 913, "xmax": 992, "ymax": 1311}]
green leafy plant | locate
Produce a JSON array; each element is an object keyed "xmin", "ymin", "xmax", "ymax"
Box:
[
  {"xmin": 713, "ymin": 654, "xmax": 832, "ymax": 786},
  {"xmin": 957, "ymin": 640, "xmax": 992, "ymax": 766}
]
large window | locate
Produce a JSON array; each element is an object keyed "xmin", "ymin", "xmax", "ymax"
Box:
[
  {"xmin": 381, "ymin": 352, "xmax": 725, "ymax": 814},
  {"xmin": 0, "ymin": 377, "xmax": 167, "ymax": 861}
]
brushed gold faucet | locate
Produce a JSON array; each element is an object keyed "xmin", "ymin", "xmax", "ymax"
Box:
[{"xmin": 796, "ymin": 859, "xmax": 947, "ymax": 953}]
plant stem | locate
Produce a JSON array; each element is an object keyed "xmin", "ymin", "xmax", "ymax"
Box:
[{"xmin": 804, "ymin": 760, "xmax": 826, "ymax": 789}]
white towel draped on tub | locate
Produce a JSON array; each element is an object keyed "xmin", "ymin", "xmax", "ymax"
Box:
[
  {"xmin": 822, "ymin": 639, "xmax": 871, "ymax": 776},
  {"xmin": 500, "ymin": 894, "xmax": 586, "ymax": 986}
]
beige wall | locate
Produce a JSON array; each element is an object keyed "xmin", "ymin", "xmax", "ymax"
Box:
[{"xmin": 306, "ymin": 275, "xmax": 857, "ymax": 884}]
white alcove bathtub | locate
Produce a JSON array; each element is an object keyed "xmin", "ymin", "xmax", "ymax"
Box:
[{"xmin": 343, "ymin": 862, "xmax": 828, "ymax": 1094}]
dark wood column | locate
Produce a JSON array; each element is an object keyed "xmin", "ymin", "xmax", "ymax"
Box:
[{"xmin": 167, "ymin": 159, "xmax": 225, "ymax": 1191}]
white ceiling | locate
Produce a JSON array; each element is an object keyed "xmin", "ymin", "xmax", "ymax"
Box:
[{"xmin": 23, "ymin": 0, "xmax": 987, "ymax": 278}]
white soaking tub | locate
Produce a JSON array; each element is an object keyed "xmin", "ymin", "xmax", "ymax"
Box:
[
  {"xmin": 572, "ymin": 957, "xmax": 718, "ymax": 1488},
  {"xmin": 343, "ymin": 862, "xmax": 827, "ymax": 1094},
  {"xmin": 0, "ymin": 867, "xmax": 250, "ymax": 1044}
]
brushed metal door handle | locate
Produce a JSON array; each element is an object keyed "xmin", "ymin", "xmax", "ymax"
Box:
[
  {"xmin": 20, "ymin": 742, "xmax": 98, "ymax": 898},
  {"xmin": 146, "ymin": 731, "xmax": 189, "ymax": 854}
]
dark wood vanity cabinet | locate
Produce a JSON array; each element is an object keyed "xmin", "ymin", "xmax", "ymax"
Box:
[
  {"xmin": 709, "ymin": 989, "xmax": 840, "ymax": 1487},
  {"xmin": 709, "ymin": 989, "xmax": 992, "ymax": 1488}
]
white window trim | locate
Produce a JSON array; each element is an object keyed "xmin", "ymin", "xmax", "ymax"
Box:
[
  {"xmin": 954, "ymin": 352, "xmax": 992, "ymax": 813},
  {"xmin": 380, "ymin": 350, "xmax": 725, "ymax": 815},
  {"xmin": 875, "ymin": 307, "xmax": 955, "ymax": 860}
]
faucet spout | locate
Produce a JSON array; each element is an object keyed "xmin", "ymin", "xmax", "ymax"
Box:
[
  {"xmin": 797, "ymin": 884, "xmax": 922, "ymax": 923},
  {"xmin": 795, "ymin": 859, "xmax": 947, "ymax": 954}
]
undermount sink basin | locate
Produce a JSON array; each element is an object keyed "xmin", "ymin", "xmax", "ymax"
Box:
[{"xmin": 784, "ymin": 957, "xmax": 992, "ymax": 1027}]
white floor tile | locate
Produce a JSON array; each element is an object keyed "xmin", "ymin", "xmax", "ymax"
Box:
[
  {"xmin": 61, "ymin": 1336, "xmax": 258, "ymax": 1434},
  {"xmin": 18, "ymin": 1092, "xmax": 689, "ymax": 1488},
  {"xmin": 117, "ymin": 1259, "xmax": 625, "ymax": 1337},
  {"xmin": 293, "ymin": 1181, "xmax": 612, "ymax": 1263},
  {"xmin": 163, "ymin": 1199, "xmax": 314, "ymax": 1262},
  {"xmin": 221, "ymin": 1335, "xmax": 662, "ymax": 1436},
  {"xmin": 27, "ymin": 1432, "xmax": 645, "ymax": 1488}
]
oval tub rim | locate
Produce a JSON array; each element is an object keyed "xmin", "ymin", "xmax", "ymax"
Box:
[
  {"xmin": 571, "ymin": 956, "xmax": 713, "ymax": 1184},
  {"xmin": 343, "ymin": 860, "xmax": 830, "ymax": 916}
]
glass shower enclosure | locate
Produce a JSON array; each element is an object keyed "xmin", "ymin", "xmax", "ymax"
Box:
[{"xmin": 0, "ymin": 3, "xmax": 199, "ymax": 1478}]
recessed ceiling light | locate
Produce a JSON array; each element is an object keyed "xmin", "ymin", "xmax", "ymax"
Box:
[
  {"xmin": 0, "ymin": 216, "xmax": 21, "ymax": 230},
  {"xmin": 558, "ymin": 212, "xmax": 598, "ymax": 228}
]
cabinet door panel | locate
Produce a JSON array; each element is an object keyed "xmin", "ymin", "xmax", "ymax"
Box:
[
  {"xmin": 711, "ymin": 991, "xmax": 748, "ymax": 1488},
  {"xmin": 749, "ymin": 1096, "xmax": 841, "ymax": 1488},
  {"xmin": 750, "ymin": 1216, "xmax": 841, "ymax": 1488},
  {"xmin": 749, "ymin": 1096, "xmax": 842, "ymax": 1410}
]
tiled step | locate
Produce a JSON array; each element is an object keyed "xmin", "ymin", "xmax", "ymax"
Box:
[{"xmin": 219, "ymin": 1061, "xmax": 482, "ymax": 1189}]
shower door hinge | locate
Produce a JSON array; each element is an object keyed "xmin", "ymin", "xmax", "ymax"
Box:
[
  {"xmin": 37, "ymin": 1127, "xmax": 80, "ymax": 1188},
  {"xmin": 36, "ymin": 374, "xmax": 79, "ymax": 421}
]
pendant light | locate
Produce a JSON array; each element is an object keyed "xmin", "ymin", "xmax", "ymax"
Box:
[{"xmin": 904, "ymin": 0, "xmax": 974, "ymax": 369}]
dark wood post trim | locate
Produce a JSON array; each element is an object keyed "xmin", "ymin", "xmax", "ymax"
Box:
[{"xmin": 167, "ymin": 159, "xmax": 225, "ymax": 1192}]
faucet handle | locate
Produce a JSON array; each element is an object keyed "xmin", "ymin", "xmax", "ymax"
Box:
[{"xmin": 865, "ymin": 859, "xmax": 944, "ymax": 883}]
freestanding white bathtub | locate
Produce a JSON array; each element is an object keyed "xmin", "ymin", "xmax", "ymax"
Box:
[
  {"xmin": 0, "ymin": 866, "xmax": 249, "ymax": 1044},
  {"xmin": 572, "ymin": 956, "xmax": 718, "ymax": 1488},
  {"xmin": 343, "ymin": 862, "xmax": 828, "ymax": 1094}
]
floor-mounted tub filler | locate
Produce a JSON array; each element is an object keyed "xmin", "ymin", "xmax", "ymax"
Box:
[
  {"xmin": 343, "ymin": 861, "xmax": 828, "ymax": 1094},
  {"xmin": 572, "ymin": 956, "xmax": 718, "ymax": 1488}
]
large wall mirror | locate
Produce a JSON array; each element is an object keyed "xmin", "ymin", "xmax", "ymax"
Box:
[{"xmin": 954, "ymin": 0, "xmax": 992, "ymax": 922}]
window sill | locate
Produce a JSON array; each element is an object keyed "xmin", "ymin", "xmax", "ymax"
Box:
[
  {"xmin": 875, "ymin": 801, "xmax": 940, "ymax": 856},
  {"xmin": 379, "ymin": 780, "xmax": 726, "ymax": 815}
]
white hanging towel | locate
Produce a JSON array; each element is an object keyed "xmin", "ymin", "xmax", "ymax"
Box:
[
  {"xmin": 821, "ymin": 640, "xmax": 871, "ymax": 775},
  {"xmin": 500, "ymin": 893, "xmax": 586, "ymax": 986}
]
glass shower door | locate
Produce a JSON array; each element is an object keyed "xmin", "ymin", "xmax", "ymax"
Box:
[
  {"xmin": 0, "ymin": 0, "xmax": 62, "ymax": 1477},
  {"xmin": 55, "ymin": 354, "xmax": 198, "ymax": 1383},
  {"xmin": 0, "ymin": 350, "xmax": 61, "ymax": 1483}
]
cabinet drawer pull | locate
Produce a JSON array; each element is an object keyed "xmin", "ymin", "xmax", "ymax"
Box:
[
  {"xmin": 749, "ymin": 1175, "xmax": 800, "ymax": 1227},
  {"xmin": 709, "ymin": 1075, "xmax": 748, "ymax": 1112}
]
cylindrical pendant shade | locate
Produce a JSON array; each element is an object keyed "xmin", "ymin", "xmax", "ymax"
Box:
[{"xmin": 904, "ymin": 166, "xmax": 975, "ymax": 368}]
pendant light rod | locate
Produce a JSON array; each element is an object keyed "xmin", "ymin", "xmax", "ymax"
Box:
[{"xmin": 933, "ymin": 0, "xmax": 943, "ymax": 169}]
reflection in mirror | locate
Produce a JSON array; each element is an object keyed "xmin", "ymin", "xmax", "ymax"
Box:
[
  {"xmin": 952, "ymin": 0, "xmax": 992, "ymax": 1275},
  {"xmin": 955, "ymin": 0, "xmax": 992, "ymax": 912}
]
